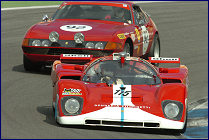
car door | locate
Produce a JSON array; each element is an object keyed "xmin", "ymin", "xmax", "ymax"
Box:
[{"xmin": 132, "ymin": 5, "xmax": 153, "ymax": 57}]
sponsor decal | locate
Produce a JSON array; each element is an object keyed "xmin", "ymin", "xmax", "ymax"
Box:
[
  {"xmin": 114, "ymin": 86, "xmax": 131, "ymax": 96},
  {"xmin": 151, "ymin": 57, "xmax": 179, "ymax": 61},
  {"xmin": 117, "ymin": 33, "xmax": 126, "ymax": 39},
  {"xmin": 94, "ymin": 104, "xmax": 151, "ymax": 109},
  {"xmin": 141, "ymin": 26, "xmax": 149, "ymax": 55},
  {"xmin": 135, "ymin": 28, "xmax": 140, "ymax": 42},
  {"xmin": 62, "ymin": 88, "xmax": 82, "ymax": 95},
  {"xmin": 63, "ymin": 54, "xmax": 90, "ymax": 57},
  {"xmin": 60, "ymin": 25, "xmax": 92, "ymax": 32},
  {"xmin": 131, "ymin": 34, "xmax": 136, "ymax": 42},
  {"xmin": 124, "ymin": 32, "xmax": 130, "ymax": 35}
]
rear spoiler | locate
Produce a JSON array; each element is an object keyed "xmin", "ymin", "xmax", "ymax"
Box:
[
  {"xmin": 148, "ymin": 57, "xmax": 180, "ymax": 64},
  {"xmin": 60, "ymin": 54, "xmax": 93, "ymax": 63}
]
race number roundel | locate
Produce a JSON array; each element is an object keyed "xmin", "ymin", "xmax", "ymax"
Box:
[{"xmin": 60, "ymin": 25, "xmax": 93, "ymax": 32}]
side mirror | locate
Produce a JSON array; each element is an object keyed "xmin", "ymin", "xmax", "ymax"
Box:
[{"xmin": 42, "ymin": 14, "xmax": 49, "ymax": 22}]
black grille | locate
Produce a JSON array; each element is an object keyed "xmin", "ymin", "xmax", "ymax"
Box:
[
  {"xmin": 22, "ymin": 47, "xmax": 113, "ymax": 57},
  {"xmin": 85, "ymin": 120, "xmax": 100, "ymax": 124},
  {"xmin": 47, "ymin": 48, "xmax": 113, "ymax": 57},
  {"xmin": 144, "ymin": 122, "xmax": 160, "ymax": 127},
  {"xmin": 85, "ymin": 120, "xmax": 160, "ymax": 128},
  {"xmin": 102, "ymin": 121, "xmax": 143, "ymax": 126}
]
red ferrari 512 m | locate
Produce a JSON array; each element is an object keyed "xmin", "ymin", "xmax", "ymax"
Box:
[
  {"xmin": 51, "ymin": 53, "xmax": 188, "ymax": 133},
  {"xmin": 22, "ymin": 1, "xmax": 160, "ymax": 71}
]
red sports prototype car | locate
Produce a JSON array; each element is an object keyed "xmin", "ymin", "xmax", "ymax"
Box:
[
  {"xmin": 51, "ymin": 53, "xmax": 188, "ymax": 132},
  {"xmin": 22, "ymin": 1, "xmax": 160, "ymax": 71}
]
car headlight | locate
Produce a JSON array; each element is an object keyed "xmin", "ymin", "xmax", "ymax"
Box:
[
  {"xmin": 162, "ymin": 100, "xmax": 183, "ymax": 120},
  {"xmin": 95, "ymin": 42, "xmax": 104, "ymax": 49},
  {"xmin": 42, "ymin": 40, "xmax": 50, "ymax": 47},
  {"xmin": 65, "ymin": 98, "xmax": 80, "ymax": 114},
  {"xmin": 32, "ymin": 40, "xmax": 41, "ymax": 46},
  {"xmin": 164, "ymin": 103, "xmax": 179, "ymax": 118},
  {"xmin": 61, "ymin": 97, "xmax": 83, "ymax": 115},
  {"xmin": 86, "ymin": 42, "xmax": 94, "ymax": 49},
  {"xmin": 49, "ymin": 31, "xmax": 59, "ymax": 42},
  {"xmin": 74, "ymin": 33, "xmax": 84, "ymax": 44}
]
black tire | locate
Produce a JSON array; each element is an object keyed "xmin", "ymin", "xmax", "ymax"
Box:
[
  {"xmin": 178, "ymin": 110, "xmax": 188, "ymax": 133},
  {"xmin": 23, "ymin": 55, "xmax": 42, "ymax": 71},
  {"xmin": 173, "ymin": 109, "xmax": 187, "ymax": 134},
  {"xmin": 148, "ymin": 34, "xmax": 160, "ymax": 66}
]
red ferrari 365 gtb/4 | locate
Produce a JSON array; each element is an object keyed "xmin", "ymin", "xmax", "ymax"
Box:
[
  {"xmin": 51, "ymin": 53, "xmax": 188, "ymax": 132},
  {"xmin": 22, "ymin": 1, "xmax": 160, "ymax": 71}
]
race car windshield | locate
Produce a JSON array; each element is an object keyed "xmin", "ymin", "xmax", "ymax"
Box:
[
  {"xmin": 52, "ymin": 4, "xmax": 132, "ymax": 24},
  {"xmin": 83, "ymin": 60, "xmax": 161, "ymax": 85}
]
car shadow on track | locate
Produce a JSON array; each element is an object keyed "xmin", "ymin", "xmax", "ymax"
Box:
[
  {"xmin": 37, "ymin": 106, "xmax": 182, "ymax": 136},
  {"xmin": 12, "ymin": 64, "xmax": 51, "ymax": 75}
]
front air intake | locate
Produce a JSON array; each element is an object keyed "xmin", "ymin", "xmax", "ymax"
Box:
[
  {"xmin": 102, "ymin": 121, "xmax": 143, "ymax": 126},
  {"xmin": 85, "ymin": 120, "xmax": 160, "ymax": 128}
]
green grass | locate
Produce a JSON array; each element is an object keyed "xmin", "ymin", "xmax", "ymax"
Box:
[{"xmin": 1, "ymin": 1, "xmax": 63, "ymax": 8}]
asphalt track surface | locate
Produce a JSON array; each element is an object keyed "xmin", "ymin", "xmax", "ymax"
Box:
[{"xmin": 1, "ymin": 1, "xmax": 208, "ymax": 139}]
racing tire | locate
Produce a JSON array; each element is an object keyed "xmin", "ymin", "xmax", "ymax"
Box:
[
  {"xmin": 123, "ymin": 43, "xmax": 132, "ymax": 56},
  {"xmin": 148, "ymin": 34, "xmax": 160, "ymax": 66},
  {"xmin": 172, "ymin": 109, "xmax": 187, "ymax": 134},
  {"xmin": 177, "ymin": 110, "xmax": 188, "ymax": 134},
  {"xmin": 23, "ymin": 55, "xmax": 42, "ymax": 71}
]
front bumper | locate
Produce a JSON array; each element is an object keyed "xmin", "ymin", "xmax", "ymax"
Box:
[
  {"xmin": 22, "ymin": 46, "xmax": 114, "ymax": 63},
  {"xmin": 57, "ymin": 107, "xmax": 185, "ymax": 130}
]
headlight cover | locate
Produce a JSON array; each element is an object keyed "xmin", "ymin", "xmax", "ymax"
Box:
[
  {"xmin": 32, "ymin": 40, "xmax": 41, "ymax": 46},
  {"xmin": 162, "ymin": 100, "xmax": 183, "ymax": 120},
  {"xmin": 65, "ymin": 98, "xmax": 80, "ymax": 114},
  {"xmin": 95, "ymin": 42, "xmax": 104, "ymax": 49},
  {"xmin": 49, "ymin": 31, "xmax": 59, "ymax": 42},
  {"xmin": 85, "ymin": 42, "xmax": 94, "ymax": 49},
  {"xmin": 42, "ymin": 40, "xmax": 50, "ymax": 47},
  {"xmin": 61, "ymin": 96, "xmax": 83, "ymax": 116},
  {"xmin": 74, "ymin": 33, "xmax": 84, "ymax": 44},
  {"xmin": 164, "ymin": 103, "xmax": 179, "ymax": 118}
]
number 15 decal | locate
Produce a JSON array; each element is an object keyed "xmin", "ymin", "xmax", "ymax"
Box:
[
  {"xmin": 114, "ymin": 90, "xmax": 131, "ymax": 96},
  {"xmin": 113, "ymin": 85, "xmax": 132, "ymax": 97},
  {"xmin": 114, "ymin": 86, "xmax": 131, "ymax": 96}
]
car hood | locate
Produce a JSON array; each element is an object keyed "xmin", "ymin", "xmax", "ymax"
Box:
[
  {"xmin": 29, "ymin": 19, "xmax": 130, "ymax": 41},
  {"xmin": 84, "ymin": 84, "xmax": 161, "ymax": 114}
]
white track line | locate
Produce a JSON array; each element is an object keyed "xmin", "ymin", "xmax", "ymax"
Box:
[
  {"xmin": 1, "ymin": 1, "xmax": 172, "ymax": 11},
  {"xmin": 1, "ymin": 5, "xmax": 58, "ymax": 11}
]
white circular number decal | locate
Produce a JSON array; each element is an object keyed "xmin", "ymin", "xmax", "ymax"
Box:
[
  {"xmin": 141, "ymin": 26, "xmax": 149, "ymax": 55},
  {"xmin": 60, "ymin": 25, "xmax": 92, "ymax": 32}
]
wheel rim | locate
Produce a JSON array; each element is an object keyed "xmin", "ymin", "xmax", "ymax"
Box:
[
  {"xmin": 124, "ymin": 43, "xmax": 130, "ymax": 55},
  {"xmin": 154, "ymin": 41, "xmax": 160, "ymax": 57}
]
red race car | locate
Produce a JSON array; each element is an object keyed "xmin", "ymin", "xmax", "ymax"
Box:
[
  {"xmin": 22, "ymin": 1, "xmax": 160, "ymax": 71},
  {"xmin": 51, "ymin": 53, "xmax": 188, "ymax": 132}
]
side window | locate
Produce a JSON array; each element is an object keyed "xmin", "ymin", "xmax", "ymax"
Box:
[
  {"xmin": 133, "ymin": 6, "xmax": 147, "ymax": 25},
  {"xmin": 133, "ymin": 10, "xmax": 139, "ymax": 25}
]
